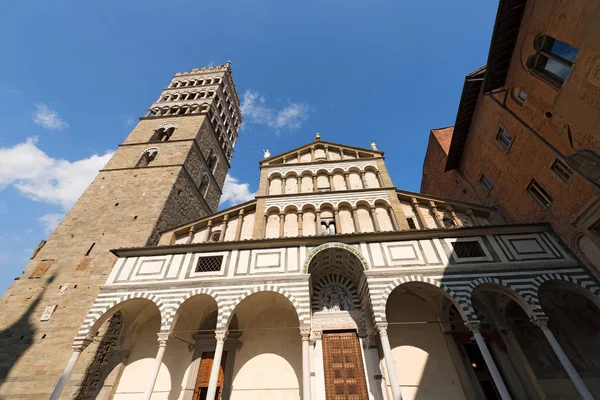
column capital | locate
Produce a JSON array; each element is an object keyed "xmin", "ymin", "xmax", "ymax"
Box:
[
  {"xmin": 279, "ymin": 211, "xmax": 285, "ymax": 217},
  {"xmin": 296, "ymin": 210, "xmax": 303, "ymax": 216},
  {"xmin": 215, "ymin": 330, "xmax": 228, "ymax": 343},
  {"xmin": 207, "ymin": 219, "xmax": 213, "ymax": 227},
  {"xmin": 315, "ymin": 210, "xmax": 321, "ymax": 216},
  {"xmin": 311, "ymin": 329, "xmax": 323, "ymax": 341},
  {"xmin": 300, "ymin": 327, "xmax": 311, "ymax": 341},
  {"xmin": 238, "ymin": 209, "xmax": 245, "ymax": 216},
  {"xmin": 464, "ymin": 321, "xmax": 481, "ymax": 333},
  {"xmin": 376, "ymin": 323, "xmax": 388, "ymax": 337},
  {"xmin": 157, "ymin": 333, "xmax": 170, "ymax": 347},
  {"xmin": 531, "ymin": 317, "xmax": 549, "ymax": 329}
]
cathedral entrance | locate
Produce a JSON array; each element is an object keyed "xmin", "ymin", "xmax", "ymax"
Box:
[
  {"xmin": 322, "ymin": 331, "xmax": 369, "ymax": 399},
  {"xmin": 193, "ymin": 351, "xmax": 227, "ymax": 400}
]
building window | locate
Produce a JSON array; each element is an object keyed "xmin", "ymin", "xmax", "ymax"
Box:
[
  {"xmin": 550, "ymin": 158, "xmax": 573, "ymax": 183},
  {"xmin": 207, "ymin": 150, "xmax": 218, "ymax": 173},
  {"xmin": 406, "ymin": 217, "xmax": 417, "ymax": 230},
  {"xmin": 531, "ymin": 35, "xmax": 578, "ymax": 86},
  {"xmin": 136, "ymin": 148, "xmax": 158, "ymax": 168},
  {"xmin": 514, "ymin": 88, "xmax": 527, "ymax": 104},
  {"xmin": 443, "ymin": 218, "xmax": 456, "ymax": 228},
  {"xmin": 478, "ymin": 173, "xmax": 493, "ymax": 194},
  {"xmin": 199, "ymin": 175, "xmax": 210, "ymax": 196},
  {"xmin": 494, "ymin": 125, "xmax": 513, "ymax": 151},
  {"xmin": 526, "ymin": 179, "xmax": 553, "ymax": 208},
  {"xmin": 321, "ymin": 219, "xmax": 336, "ymax": 235},
  {"xmin": 195, "ymin": 255, "xmax": 223, "ymax": 273},
  {"xmin": 150, "ymin": 127, "xmax": 174, "ymax": 142},
  {"xmin": 452, "ymin": 241, "xmax": 485, "ymax": 258}
]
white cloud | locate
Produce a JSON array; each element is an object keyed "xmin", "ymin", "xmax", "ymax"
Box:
[
  {"xmin": 124, "ymin": 116, "xmax": 136, "ymax": 127},
  {"xmin": 240, "ymin": 90, "xmax": 309, "ymax": 132},
  {"xmin": 33, "ymin": 104, "xmax": 69, "ymax": 130},
  {"xmin": 0, "ymin": 137, "xmax": 114, "ymax": 209},
  {"xmin": 220, "ymin": 174, "xmax": 256, "ymax": 207},
  {"xmin": 39, "ymin": 213, "xmax": 64, "ymax": 234}
]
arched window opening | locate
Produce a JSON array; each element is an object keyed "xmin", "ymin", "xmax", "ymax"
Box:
[
  {"xmin": 321, "ymin": 219, "xmax": 336, "ymax": 235},
  {"xmin": 207, "ymin": 150, "xmax": 218, "ymax": 173},
  {"xmin": 199, "ymin": 175, "xmax": 210, "ymax": 196},
  {"xmin": 136, "ymin": 149, "xmax": 158, "ymax": 168},
  {"xmin": 443, "ymin": 217, "xmax": 456, "ymax": 228}
]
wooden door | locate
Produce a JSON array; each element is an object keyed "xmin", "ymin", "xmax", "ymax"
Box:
[
  {"xmin": 192, "ymin": 352, "xmax": 227, "ymax": 400},
  {"xmin": 322, "ymin": 332, "xmax": 369, "ymax": 400}
]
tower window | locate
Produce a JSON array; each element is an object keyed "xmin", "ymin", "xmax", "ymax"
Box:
[
  {"xmin": 136, "ymin": 149, "xmax": 158, "ymax": 168},
  {"xmin": 207, "ymin": 150, "xmax": 218, "ymax": 173},
  {"xmin": 531, "ymin": 35, "xmax": 578, "ymax": 86},
  {"xmin": 150, "ymin": 127, "xmax": 174, "ymax": 142},
  {"xmin": 199, "ymin": 175, "xmax": 210, "ymax": 196},
  {"xmin": 406, "ymin": 217, "xmax": 417, "ymax": 230},
  {"xmin": 195, "ymin": 255, "xmax": 223, "ymax": 273},
  {"xmin": 526, "ymin": 179, "xmax": 553, "ymax": 208}
]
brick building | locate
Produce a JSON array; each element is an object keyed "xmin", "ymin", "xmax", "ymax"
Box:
[{"xmin": 421, "ymin": 0, "xmax": 600, "ymax": 277}]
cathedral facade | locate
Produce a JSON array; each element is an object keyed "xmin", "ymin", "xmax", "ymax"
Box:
[{"xmin": 2, "ymin": 64, "xmax": 600, "ymax": 400}]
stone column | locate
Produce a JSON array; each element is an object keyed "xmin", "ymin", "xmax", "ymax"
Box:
[
  {"xmin": 143, "ymin": 333, "xmax": 170, "ymax": 400},
  {"xmin": 387, "ymin": 208, "xmax": 399, "ymax": 231},
  {"xmin": 428, "ymin": 201, "xmax": 443, "ymax": 228},
  {"xmin": 297, "ymin": 211, "xmax": 304, "ymax": 236},
  {"xmin": 370, "ymin": 206, "xmax": 381, "ymax": 232},
  {"xmin": 234, "ymin": 209, "xmax": 244, "ymax": 241},
  {"xmin": 465, "ymin": 322, "xmax": 511, "ymax": 400},
  {"xmin": 301, "ymin": 328, "xmax": 312, "ymax": 400},
  {"xmin": 282, "ymin": 177, "xmax": 287, "ymax": 194},
  {"xmin": 205, "ymin": 331, "xmax": 228, "ymax": 400},
  {"xmin": 297, "ymin": 176, "xmax": 302, "ymax": 193},
  {"xmin": 313, "ymin": 330, "xmax": 326, "ymax": 400},
  {"xmin": 313, "ymin": 176, "xmax": 318, "ymax": 193},
  {"xmin": 263, "ymin": 215, "xmax": 268, "ymax": 238},
  {"xmin": 186, "ymin": 225, "xmax": 195, "ymax": 244},
  {"xmin": 340, "ymin": 149, "xmax": 345, "ymax": 159},
  {"xmin": 279, "ymin": 212, "xmax": 285, "ymax": 238},
  {"xmin": 344, "ymin": 172, "xmax": 351, "ymax": 190},
  {"xmin": 315, "ymin": 211, "xmax": 322, "ymax": 236},
  {"xmin": 266, "ymin": 178, "xmax": 271, "ymax": 195},
  {"xmin": 533, "ymin": 319, "xmax": 594, "ymax": 400},
  {"xmin": 204, "ymin": 220, "xmax": 213, "ymax": 242},
  {"xmin": 377, "ymin": 324, "xmax": 402, "ymax": 400},
  {"xmin": 324, "ymin": 145, "xmax": 330, "ymax": 161},
  {"xmin": 49, "ymin": 339, "xmax": 91, "ymax": 400},
  {"xmin": 410, "ymin": 198, "xmax": 427, "ymax": 229},
  {"xmin": 310, "ymin": 146, "xmax": 315, "ymax": 162},
  {"xmin": 352, "ymin": 207, "xmax": 361, "ymax": 233},
  {"xmin": 376, "ymin": 171, "xmax": 384, "ymax": 187},
  {"xmin": 328, "ymin": 174, "xmax": 335, "ymax": 191},
  {"xmin": 466, "ymin": 208, "xmax": 478, "ymax": 226},
  {"xmin": 219, "ymin": 215, "xmax": 229, "ymax": 242},
  {"xmin": 360, "ymin": 171, "xmax": 368, "ymax": 188},
  {"xmin": 446, "ymin": 205, "xmax": 463, "ymax": 227},
  {"xmin": 334, "ymin": 209, "xmax": 341, "ymax": 234}
]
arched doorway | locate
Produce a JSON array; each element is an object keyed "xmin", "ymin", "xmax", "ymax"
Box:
[
  {"xmin": 227, "ymin": 290, "xmax": 302, "ymax": 399},
  {"xmin": 384, "ymin": 282, "xmax": 468, "ymax": 400},
  {"xmin": 307, "ymin": 244, "xmax": 374, "ymax": 400}
]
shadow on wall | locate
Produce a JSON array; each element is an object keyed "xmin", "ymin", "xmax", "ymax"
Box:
[{"xmin": 0, "ymin": 274, "xmax": 55, "ymax": 386}]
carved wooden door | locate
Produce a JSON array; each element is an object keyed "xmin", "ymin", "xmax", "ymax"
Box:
[
  {"xmin": 192, "ymin": 351, "xmax": 227, "ymax": 400},
  {"xmin": 322, "ymin": 332, "xmax": 369, "ymax": 399}
]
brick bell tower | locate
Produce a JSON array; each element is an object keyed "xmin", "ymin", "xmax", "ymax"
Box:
[{"xmin": 0, "ymin": 63, "xmax": 242, "ymax": 398}]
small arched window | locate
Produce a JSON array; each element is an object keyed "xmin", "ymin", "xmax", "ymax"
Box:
[
  {"xmin": 207, "ymin": 150, "xmax": 218, "ymax": 173},
  {"xmin": 321, "ymin": 219, "xmax": 336, "ymax": 235},
  {"xmin": 199, "ymin": 174, "xmax": 210, "ymax": 196},
  {"xmin": 136, "ymin": 148, "xmax": 158, "ymax": 168}
]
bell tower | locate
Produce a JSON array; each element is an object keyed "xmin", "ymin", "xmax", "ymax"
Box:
[{"xmin": 0, "ymin": 63, "xmax": 242, "ymax": 398}]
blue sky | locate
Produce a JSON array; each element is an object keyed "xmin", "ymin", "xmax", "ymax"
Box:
[{"xmin": 0, "ymin": 1, "xmax": 498, "ymax": 294}]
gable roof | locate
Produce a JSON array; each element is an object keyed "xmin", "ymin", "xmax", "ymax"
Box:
[{"xmin": 260, "ymin": 139, "xmax": 383, "ymax": 165}]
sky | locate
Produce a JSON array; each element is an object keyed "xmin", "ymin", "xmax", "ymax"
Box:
[{"xmin": 0, "ymin": 0, "xmax": 499, "ymax": 295}]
